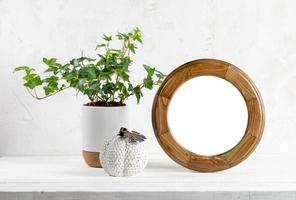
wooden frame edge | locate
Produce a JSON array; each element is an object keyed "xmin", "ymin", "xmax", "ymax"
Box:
[{"xmin": 152, "ymin": 59, "xmax": 265, "ymax": 172}]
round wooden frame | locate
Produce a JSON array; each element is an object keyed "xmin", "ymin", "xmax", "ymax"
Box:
[{"xmin": 152, "ymin": 59, "xmax": 265, "ymax": 172}]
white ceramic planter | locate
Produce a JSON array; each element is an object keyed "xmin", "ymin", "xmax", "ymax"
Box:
[{"xmin": 81, "ymin": 105, "xmax": 128, "ymax": 167}]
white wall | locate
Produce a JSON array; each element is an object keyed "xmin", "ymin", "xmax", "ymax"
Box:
[{"xmin": 0, "ymin": 0, "xmax": 295, "ymax": 157}]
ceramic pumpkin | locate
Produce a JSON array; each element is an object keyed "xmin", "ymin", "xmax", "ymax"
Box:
[{"xmin": 100, "ymin": 127, "xmax": 148, "ymax": 177}]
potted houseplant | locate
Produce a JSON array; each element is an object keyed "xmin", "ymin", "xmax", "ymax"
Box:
[{"xmin": 14, "ymin": 27, "xmax": 165, "ymax": 167}]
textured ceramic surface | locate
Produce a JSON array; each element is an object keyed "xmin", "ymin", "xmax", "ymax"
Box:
[{"xmin": 100, "ymin": 135, "xmax": 148, "ymax": 177}]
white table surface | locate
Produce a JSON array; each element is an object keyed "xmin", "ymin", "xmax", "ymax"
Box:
[{"xmin": 0, "ymin": 154, "xmax": 295, "ymax": 193}]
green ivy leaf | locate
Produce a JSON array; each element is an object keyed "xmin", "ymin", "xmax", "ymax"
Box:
[
  {"xmin": 95, "ymin": 43, "xmax": 106, "ymax": 50},
  {"xmin": 116, "ymin": 82, "xmax": 124, "ymax": 90},
  {"xmin": 133, "ymin": 86, "xmax": 143, "ymax": 104},
  {"xmin": 44, "ymin": 76, "xmax": 58, "ymax": 83},
  {"xmin": 128, "ymin": 83, "xmax": 134, "ymax": 92},
  {"xmin": 131, "ymin": 27, "xmax": 142, "ymax": 43},
  {"xmin": 77, "ymin": 57, "xmax": 96, "ymax": 63},
  {"xmin": 81, "ymin": 67, "xmax": 99, "ymax": 79},
  {"xmin": 121, "ymin": 86, "xmax": 128, "ymax": 97},
  {"xmin": 102, "ymin": 82, "xmax": 115, "ymax": 94},
  {"xmin": 14, "ymin": 66, "xmax": 30, "ymax": 72},
  {"xmin": 44, "ymin": 68, "xmax": 55, "ymax": 73},
  {"xmin": 43, "ymin": 57, "xmax": 58, "ymax": 66},
  {"xmin": 118, "ymin": 71, "xmax": 129, "ymax": 81},
  {"xmin": 143, "ymin": 64, "xmax": 155, "ymax": 76},
  {"xmin": 99, "ymin": 68, "xmax": 112, "ymax": 80},
  {"xmin": 68, "ymin": 77, "xmax": 79, "ymax": 87},
  {"xmin": 128, "ymin": 43, "xmax": 137, "ymax": 54},
  {"xmin": 89, "ymin": 82, "xmax": 100, "ymax": 91},
  {"xmin": 70, "ymin": 58, "xmax": 81, "ymax": 67},
  {"xmin": 43, "ymin": 86, "xmax": 52, "ymax": 95},
  {"xmin": 143, "ymin": 76, "xmax": 153, "ymax": 89},
  {"xmin": 78, "ymin": 78, "xmax": 87, "ymax": 91},
  {"xmin": 24, "ymin": 75, "xmax": 42, "ymax": 89},
  {"xmin": 155, "ymin": 70, "xmax": 165, "ymax": 79},
  {"xmin": 103, "ymin": 34, "xmax": 112, "ymax": 41},
  {"xmin": 116, "ymin": 32, "xmax": 129, "ymax": 40}
]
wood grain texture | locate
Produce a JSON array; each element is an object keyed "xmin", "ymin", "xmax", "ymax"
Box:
[
  {"xmin": 152, "ymin": 59, "xmax": 265, "ymax": 172},
  {"xmin": 82, "ymin": 150, "xmax": 102, "ymax": 168}
]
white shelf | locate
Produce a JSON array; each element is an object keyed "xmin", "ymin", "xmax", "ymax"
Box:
[{"xmin": 0, "ymin": 154, "xmax": 295, "ymax": 193}]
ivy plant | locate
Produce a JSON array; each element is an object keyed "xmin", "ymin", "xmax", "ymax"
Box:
[{"xmin": 14, "ymin": 28, "xmax": 166, "ymax": 106}]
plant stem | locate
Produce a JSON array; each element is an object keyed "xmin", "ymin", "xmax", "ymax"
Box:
[
  {"xmin": 126, "ymin": 38, "xmax": 131, "ymax": 56},
  {"xmin": 26, "ymin": 86, "xmax": 70, "ymax": 100},
  {"xmin": 95, "ymin": 94, "xmax": 104, "ymax": 102}
]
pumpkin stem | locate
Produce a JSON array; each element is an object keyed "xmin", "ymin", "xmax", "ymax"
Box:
[{"xmin": 118, "ymin": 127, "xmax": 146, "ymax": 143}]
